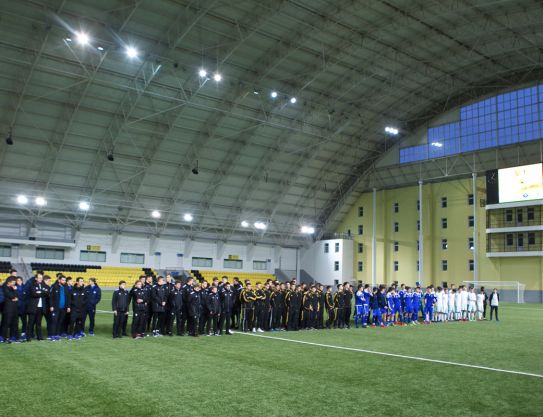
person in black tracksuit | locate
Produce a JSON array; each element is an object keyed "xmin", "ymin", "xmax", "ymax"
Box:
[
  {"xmin": 26, "ymin": 274, "xmax": 46, "ymax": 341},
  {"xmin": 231, "ymin": 278, "xmax": 243, "ymax": 329},
  {"xmin": 343, "ymin": 283, "xmax": 353, "ymax": 329},
  {"xmin": 42, "ymin": 276, "xmax": 52, "ymax": 337},
  {"xmin": 263, "ymin": 284, "xmax": 272, "ymax": 331},
  {"xmin": 270, "ymin": 286, "xmax": 285, "ymax": 331},
  {"xmin": 334, "ymin": 285, "xmax": 346, "ymax": 329},
  {"xmin": 163, "ymin": 274, "xmax": 175, "ymax": 335},
  {"xmin": 151, "ymin": 277, "xmax": 168, "ymax": 336},
  {"xmin": 317, "ymin": 284, "xmax": 325, "ymax": 329},
  {"xmin": 83, "ymin": 278, "xmax": 101, "ymax": 335},
  {"xmin": 180, "ymin": 278, "xmax": 194, "ymax": 335},
  {"xmin": 325, "ymin": 286, "xmax": 335, "ymax": 329},
  {"xmin": 240, "ymin": 283, "xmax": 257, "ymax": 332},
  {"xmin": 286, "ymin": 286, "xmax": 302, "ymax": 331},
  {"xmin": 187, "ymin": 285, "xmax": 201, "ymax": 337},
  {"xmin": 50, "ymin": 276, "xmax": 72, "ymax": 339},
  {"xmin": 144, "ymin": 276, "xmax": 154, "ymax": 332},
  {"xmin": 254, "ymin": 283, "xmax": 266, "ymax": 332},
  {"xmin": 130, "ymin": 280, "xmax": 148, "ymax": 338},
  {"xmin": 68, "ymin": 278, "xmax": 87, "ymax": 338},
  {"xmin": 1, "ymin": 277, "xmax": 19, "ymax": 343},
  {"xmin": 206, "ymin": 286, "xmax": 221, "ymax": 335},
  {"xmin": 219, "ymin": 283, "xmax": 234, "ymax": 335},
  {"xmin": 169, "ymin": 281, "xmax": 184, "ymax": 336},
  {"xmin": 112, "ymin": 281, "xmax": 130, "ymax": 338},
  {"xmin": 198, "ymin": 282, "xmax": 210, "ymax": 335}
]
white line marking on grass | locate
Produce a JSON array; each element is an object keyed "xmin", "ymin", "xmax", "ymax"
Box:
[
  {"xmin": 235, "ymin": 332, "xmax": 543, "ymax": 379},
  {"xmin": 97, "ymin": 310, "xmax": 113, "ymax": 314}
]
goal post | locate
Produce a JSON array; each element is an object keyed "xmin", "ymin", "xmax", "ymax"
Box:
[{"xmin": 462, "ymin": 281, "xmax": 525, "ymax": 303}]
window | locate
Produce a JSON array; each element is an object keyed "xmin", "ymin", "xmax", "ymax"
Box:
[
  {"xmin": 358, "ymin": 225, "xmax": 363, "ymax": 235},
  {"xmin": 442, "ymin": 260, "xmax": 448, "ymax": 271},
  {"xmin": 192, "ymin": 257, "xmax": 212, "ymax": 268},
  {"xmin": 517, "ymin": 209, "xmax": 523, "ymax": 224},
  {"xmin": 120, "ymin": 253, "xmax": 145, "ymax": 264},
  {"xmin": 506, "ymin": 233, "xmax": 514, "ymax": 246},
  {"xmin": 0, "ymin": 245, "xmax": 11, "ymax": 257},
  {"xmin": 36, "ymin": 247, "xmax": 64, "ymax": 260},
  {"xmin": 394, "ymin": 222, "xmax": 399, "ymax": 232},
  {"xmin": 253, "ymin": 260, "xmax": 268, "ymax": 271},
  {"xmin": 468, "ymin": 194, "xmax": 474, "ymax": 205},
  {"xmin": 468, "ymin": 216, "xmax": 474, "ymax": 227},
  {"xmin": 527, "ymin": 207, "xmax": 535, "ymax": 221},
  {"xmin": 358, "ymin": 206, "xmax": 364, "ymax": 217},
  {"xmin": 335, "ymin": 242, "xmax": 340, "ymax": 252},
  {"xmin": 324, "ymin": 243, "xmax": 329, "ymax": 253},
  {"xmin": 528, "ymin": 233, "xmax": 536, "ymax": 245},
  {"xmin": 357, "ymin": 261, "xmax": 363, "ymax": 272},
  {"xmin": 469, "ymin": 259, "xmax": 474, "ymax": 271},
  {"xmin": 393, "ymin": 261, "xmax": 399, "ymax": 272},
  {"xmin": 505, "ymin": 209, "xmax": 513, "ymax": 222},
  {"xmin": 416, "ymin": 220, "xmax": 420, "ymax": 231},
  {"xmin": 80, "ymin": 250, "xmax": 105, "ymax": 262},
  {"xmin": 393, "ymin": 241, "xmax": 399, "ymax": 252},
  {"xmin": 517, "ymin": 234, "xmax": 524, "ymax": 248},
  {"xmin": 441, "ymin": 239, "xmax": 448, "ymax": 250},
  {"xmin": 334, "ymin": 261, "xmax": 339, "ymax": 271},
  {"xmin": 441, "ymin": 218, "xmax": 447, "ymax": 229},
  {"xmin": 417, "ymin": 240, "xmax": 420, "ymax": 251},
  {"xmin": 417, "ymin": 199, "xmax": 420, "ymax": 211},
  {"xmin": 224, "ymin": 259, "xmax": 243, "ymax": 269},
  {"xmin": 358, "ymin": 243, "xmax": 363, "ymax": 253},
  {"xmin": 441, "ymin": 197, "xmax": 447, "ymax": 208},
  {"xmin": 393, "ymin": 202, "xmax": 399, "ymax": 213},
  {"xmin": 468, "ymin": 237, "xmax": 474, "ymax": 250},
  {"xmin": 416, "ymin": 260, "xmax": 420, "ymax": 271}
]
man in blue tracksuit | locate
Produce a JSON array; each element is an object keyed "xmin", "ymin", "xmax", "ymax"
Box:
[
  {"xmin": 16, "ymin": 277, "xmax": 28, "ymax": 340},
  {"xmin": 412, "ymin": 287, "xmax": 422, "ymax": 323},
  {"xmin": 423, "ymin": 286, "xmax": 436, "ymax": 324},
  {"xmin": 83, "ymin": 278, "xmax": 101, "ymax": 336},
  {"xmin": 49, "ymin": 276, "xmax": 71, "ymax": 341},
  {"xmin": 354, "ymin": 284, "xmax": 366, "ymax": 328}
]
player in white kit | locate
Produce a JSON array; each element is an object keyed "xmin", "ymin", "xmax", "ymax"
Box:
[
  {"xmin": 467, "ymin": 287, "xmax": 477, "ymax": 321},
  {"xmin": 442, "ymin": 288, "xmax": 449, "ymax": 322},
  {"xmin": 460, "ymin": 286, "xmax": 469, "ymax": 321},
  {"xmin": 434, "ymin": 287, "xmax": 443, "ymax": 322},
  {"xmin": 448, "ymin": 288, "xmax": 456, "ymax": 321},
  {"xmin": 476, "ymin": 289, "xmax": 485, "ymax": 320}
]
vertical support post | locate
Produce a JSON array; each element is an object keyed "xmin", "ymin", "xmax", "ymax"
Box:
[
  {"xmin": 472, "ymin": 172, "xmax": 478, "ymax": 285},
  {"xmin": 418, "ymin": 180, "xmax": 424, "ymax": 286},
  {"xmin": 372, "ymin": 187, "xmax": 377, "ymax": 287}
]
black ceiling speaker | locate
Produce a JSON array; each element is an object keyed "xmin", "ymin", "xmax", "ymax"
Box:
[
  {"xmin": 5, "ymin": 130, "xmax": 13, "ymax": 145},
  {"xmin": 107, "ymin": 151, "xmax": 114, "ymax": 162},
  {"xmin": 192, "ymin": 160, "xmax": 199, "ymax": 175}
]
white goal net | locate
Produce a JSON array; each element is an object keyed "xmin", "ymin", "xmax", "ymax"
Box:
[{"xmin": 463, "ymin": 281, "xmax": 525, "ymax": 304}]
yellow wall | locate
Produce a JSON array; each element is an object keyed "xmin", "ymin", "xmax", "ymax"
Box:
[{"xmin": 337, "ymin": 177, "xmax": 543, "ymax": 293}]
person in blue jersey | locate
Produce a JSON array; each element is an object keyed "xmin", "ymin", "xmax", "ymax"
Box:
[
  {"xmin": 354, "ymin": 284, "xmax": 366, "ymax": 328},
  {"xmin": 362, "ymin": 284, "xmax": 372, "ymax": 326},
  {"xmin": 371, "ymin": 286, "xmax": 386, "ymax": 328},
  {"xmin": 412, "ymin": 286, "xmax": 422, "ymax": 324},
  {"xmin": 398, "ymin": 283, "xmax": 406, "ymax": 312},
  {"xmin": 49, "ymin": 276, "xmax": 72, "ymax": 341},
  {"xmin": 403, "ymin": 287, "xmax": 413, "ymax": 325},
  {"xmin": 386, "ymin": 288, "xmax": 395, "ymax": 326},
  {"xmin": 423, "ymin": 286, "xmax": 436, "ymax": 324},
  {"xmin": 16, "ymin": 276, "xmax": 28, "ymax": 341},
  {"xmin": 83, "ymin": 278, "xmax": 101, "ymax": 336},
  {"xmin": 393, "ymin": 289, "xmax": 402, "ymax": 325}
]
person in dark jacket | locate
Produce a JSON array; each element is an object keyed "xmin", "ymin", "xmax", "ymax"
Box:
[
  {"xmin": 240, "ymin": 283, "xmax": 257, "ymax": 332},
  {"xmin": 206, "ymin": 285, "xmax": 221, "ymax": 336},
  {"xmin": 49, "ymin": 276, "xmax": 71, "ymax": 341},
  {"xmin": 63, "ymin": 277, "xmax": 74, "ymax": 335},
  {"xmin": 219, "ymin": 282, "xmax": 234, "ymax": 335},
  {"xmin": 343, "ymin": 283, "xmax": 353, "ymax": 329},
  {"xmin": 231, "ymin": 277, "xmax": 243, "ymax": 329},
  {"xmin": 112, "ymin": 281, "xmax": 129, "ymax": 338},
  {"xmin": 180, "ymin": 277, "xmax": 194, "ymax": 336},
  {"xmin": 83, "ymin": 278, "xmax": 101, "ymax": 335},
  {"xmin": 16, "ymin": 277, "xmax": 27, "ymax": 339},
  {"xmin": 163, "ymin": 274, "xmax": 175, "ymax": 335},
  {"xmin": 42, "ymin": 276, "xmax": 52, "ymax": 338},
  {"xmin": 168, "ymin": 280, "xmax": 184, "ymax": 336},
  {"xmin": 187, "ymin": 284, "xmax": 201, "ymax": 337},
  {"xmin": 68, "ymin": 278, "xmax": 87, "ymax": 339},
  {"xmin": 144, "ymin": 275, "xmax": 154, "ymax": 332},
  {"xmin": 198, "ymin": 281, "xmax": 210, "ymax": 335},
  {"xmin": 26, "ymin": 273, "xmax": 46, "ymax": 341},
  {"xmin": 270, "ymin": 284, "xmax": 285, "ymax": 331},
  {"xmin": 151, "ymin": 276, "xmax": 168, "ymax": 337},
  {"xmin": 333, "ymin": 284, "xmax": 346, "ymax": 329},
  {"xmin": 1, "ymin": 277, "xmax": 20, "ymax": 343},
  {"xmin": 130, "ymin": 280, "xmax": 148, "ymax": 338},
  {"xmin": 286, "ymin": 285, "xmax": 302, "ymax": 331}
]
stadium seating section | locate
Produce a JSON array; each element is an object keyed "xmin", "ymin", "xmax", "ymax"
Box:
[
  {"xmin": 191, "ymin": 270, "xmax": 275, "ymax": 287},
  {"xmin": 0, "ymin": 261, "xmax": 13, "ymax": 273},
  {"xmin": 32, "ymin": 264, "xmax": 155, "ymax": 288}
]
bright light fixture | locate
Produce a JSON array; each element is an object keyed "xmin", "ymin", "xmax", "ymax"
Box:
[
  {"xmin": 271, "ymin": 91, "xmax": 278, "ymax": 98},
  {"xmin": 35, "ymin": 196, "xmax": 47, "ymax": 207},
  {"xmin": 79, "ymin": 201, "xmax": 90, "ymax": 211},
  {"xmin": 254, "ymin": 221, "xmax": 267, "ymax": 230},
  {"xmin": 213, "ymin": 73, "xmax": 222, "ymax": 82},
  {"xmin": 97, "ymin": 46, "xmax": 104, "ymax": 51},
  {"xmin": 301, "ymin": 226, "xmax": 315, "ymax": 234},
  {"xmin": 241, "ymin": 220, "xmax": 249, "ymax": 228},
  {"xmin": 198, "ymin": 69, "xmax": 207, "ymax": 78},
  {"xmin": 431, "ymin": 141, "xmax": 443, "ymax": 148},
  {"xmin": 290, "ymin": 97, "xmax": 297, "ymax": 104},
  {"xmin": 65, "ymin": 37, "xmax": 72, "ymax": 42},
  {"xmin": 75, "ymin": 31, "xmax": 89, "ymax": 46},
  {"xmin": 151, "ymin": 210, "xmax": 161, "ymax": 219},
  {"xmin": 385, "ymin": 126, "xmax": 399, "ymax": 135},
  {"xmin": 184, "ymin": 213, "xmax": 193, "ymax": 222},
  {"xmin": 17, "ymin": 195, "xmax": 28, "ymax": 205},
  {"xmin": 125, "ymin": 46, "xmax": 138, "ymax": 58}
]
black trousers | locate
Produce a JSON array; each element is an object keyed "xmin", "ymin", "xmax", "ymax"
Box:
[
  {"xmin": 19, "ymin": 313, "xmax": 27, "ymax": 335},
  {"xmin": 326, "ymin": 308, "xmax": 335, "ymax": 328},
  {"xmin": 335, "ymin": 307, "xmax": 345, "ymax": 328},
  {"xmin": 45, "ymin": 310, "xmax": 53, "ymax": 337},
  {"xmin": 179, "ymin": 306, "xmax": 188, "ymax": 335},
  {"xmin": 199, "ymin": 310, "xmax": 209, "ymax": 334},
  {"xmin": 113, "ymin": 311, "xmax": 128, "ymax": 337},
  {"xmin": 219, "ymin": 311, "xmax": 232, "ymax": 333},
  {"xmin": 242, "ymin": 307, "xmax": 254, "ymax": 331},
  {"xmin": 131, "ymin": 310, "xmax": 146, "ymax": 335},
  {"xmin": 206, "ymin": 313, "xmax": 219, "ymax": 334},
  {"xmin": 69, "ymin": 310, "xmax": 84, "ymax": 336},
  {"xmin": 173, "ymin": 310, "xmax": 183, "ymax": 335},
  {"xmin": 83, "ymin": 307, "xmax": 96, "ymax": 333},
  {"xmin": 344, "ymin": 306, "xmax": 352, "ymax": 328},
  {"xmin": 483, "ymin": 303, "xmax": 488, "ymax": 319},
  {"xmin": 188, "ymin": 314, "xmax": 199, "ymax": 336},
  {"xmin": 164, "ymin": 308, "xmax": 173, "ymax": 335},
  {"xmin": 317, "ymin": 305, "xmax": 324, "ymax": 328},
  {"xmin": 52, "ymin": 308, "xmax": 67, "ymax": 336},
  {"xmin": 490, "ymin": 306, "xmax": 499, "ymax": 320},
  {"xmin": 255, "ymin": 303, "xmax": 265, "ymax": 329},
  {"xmin": 146, "ymin": 305, "xmax": 153, "ymax": 331},
  {"xmin": 152, "ymin": 311, "xmax": 165, "ymax": 333},
  {"xmin": 27, "ymin": 310, "xmax": 43, "ymax": 339},
  {"xmin": 287, "ymin": 308, "xmax": 299, "ymax": 331},
  {"xmin": 1, "ymin": 310, "xmax": 19, "ymax": 340},
  {"xmin": 232, "ymin": 303, "xmax": 241, "ymax": 328},
  {"xmin": 272, "ymin": 307, "xmax": 284, "ymax": 329}
]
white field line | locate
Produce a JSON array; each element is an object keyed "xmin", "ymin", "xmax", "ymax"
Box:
[{"xmin": 234, "ymin": 331, "xmax": 543, "ymax": 379}]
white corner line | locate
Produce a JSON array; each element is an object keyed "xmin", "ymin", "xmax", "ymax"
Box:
[{"xmin": 234, "ymin": 331, "xmax": 543, "ymax": 379}]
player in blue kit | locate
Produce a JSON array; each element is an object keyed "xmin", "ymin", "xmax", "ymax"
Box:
[
  {"xmin": 423, "ymin": 286, "xmax": 436, "ymax": 324},
  {"xmin": 403, "ymin": 286, "xmax": 413, "ymax": 325},
  {"xmin": 412, "ymin": 286, "xmax": 422, "ymax": 324},
  {"xmin": 386, "ymin": 288, "xmax": 395, "ymax": 326},
  {"xmin": 362, "ymin": 284, "xmax": 371, "ymax": 326},
  {"xmin": 371, "ymin": 287, "xmax": 386, "ymax": 328},
  {"xmin": 354, "ymin": 284, "xmax": 367, "ymax": 328},
  {"xmin": 393, "ymin": 290, "xmax": 402, "ymax": 325}
]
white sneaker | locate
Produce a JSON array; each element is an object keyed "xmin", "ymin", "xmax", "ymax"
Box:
[
  {"xmin": 257, "ymin": 328, "xmax": 264, "ymax": 333},
  {"xmin": 252, "ymin": 328, "xmax": 256, "ymax": 333}
]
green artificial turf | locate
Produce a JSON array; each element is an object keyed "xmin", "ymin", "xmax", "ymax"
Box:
[{"xmin": 1, "ymin": 292, "xmax": 542, "ymax": 417}]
